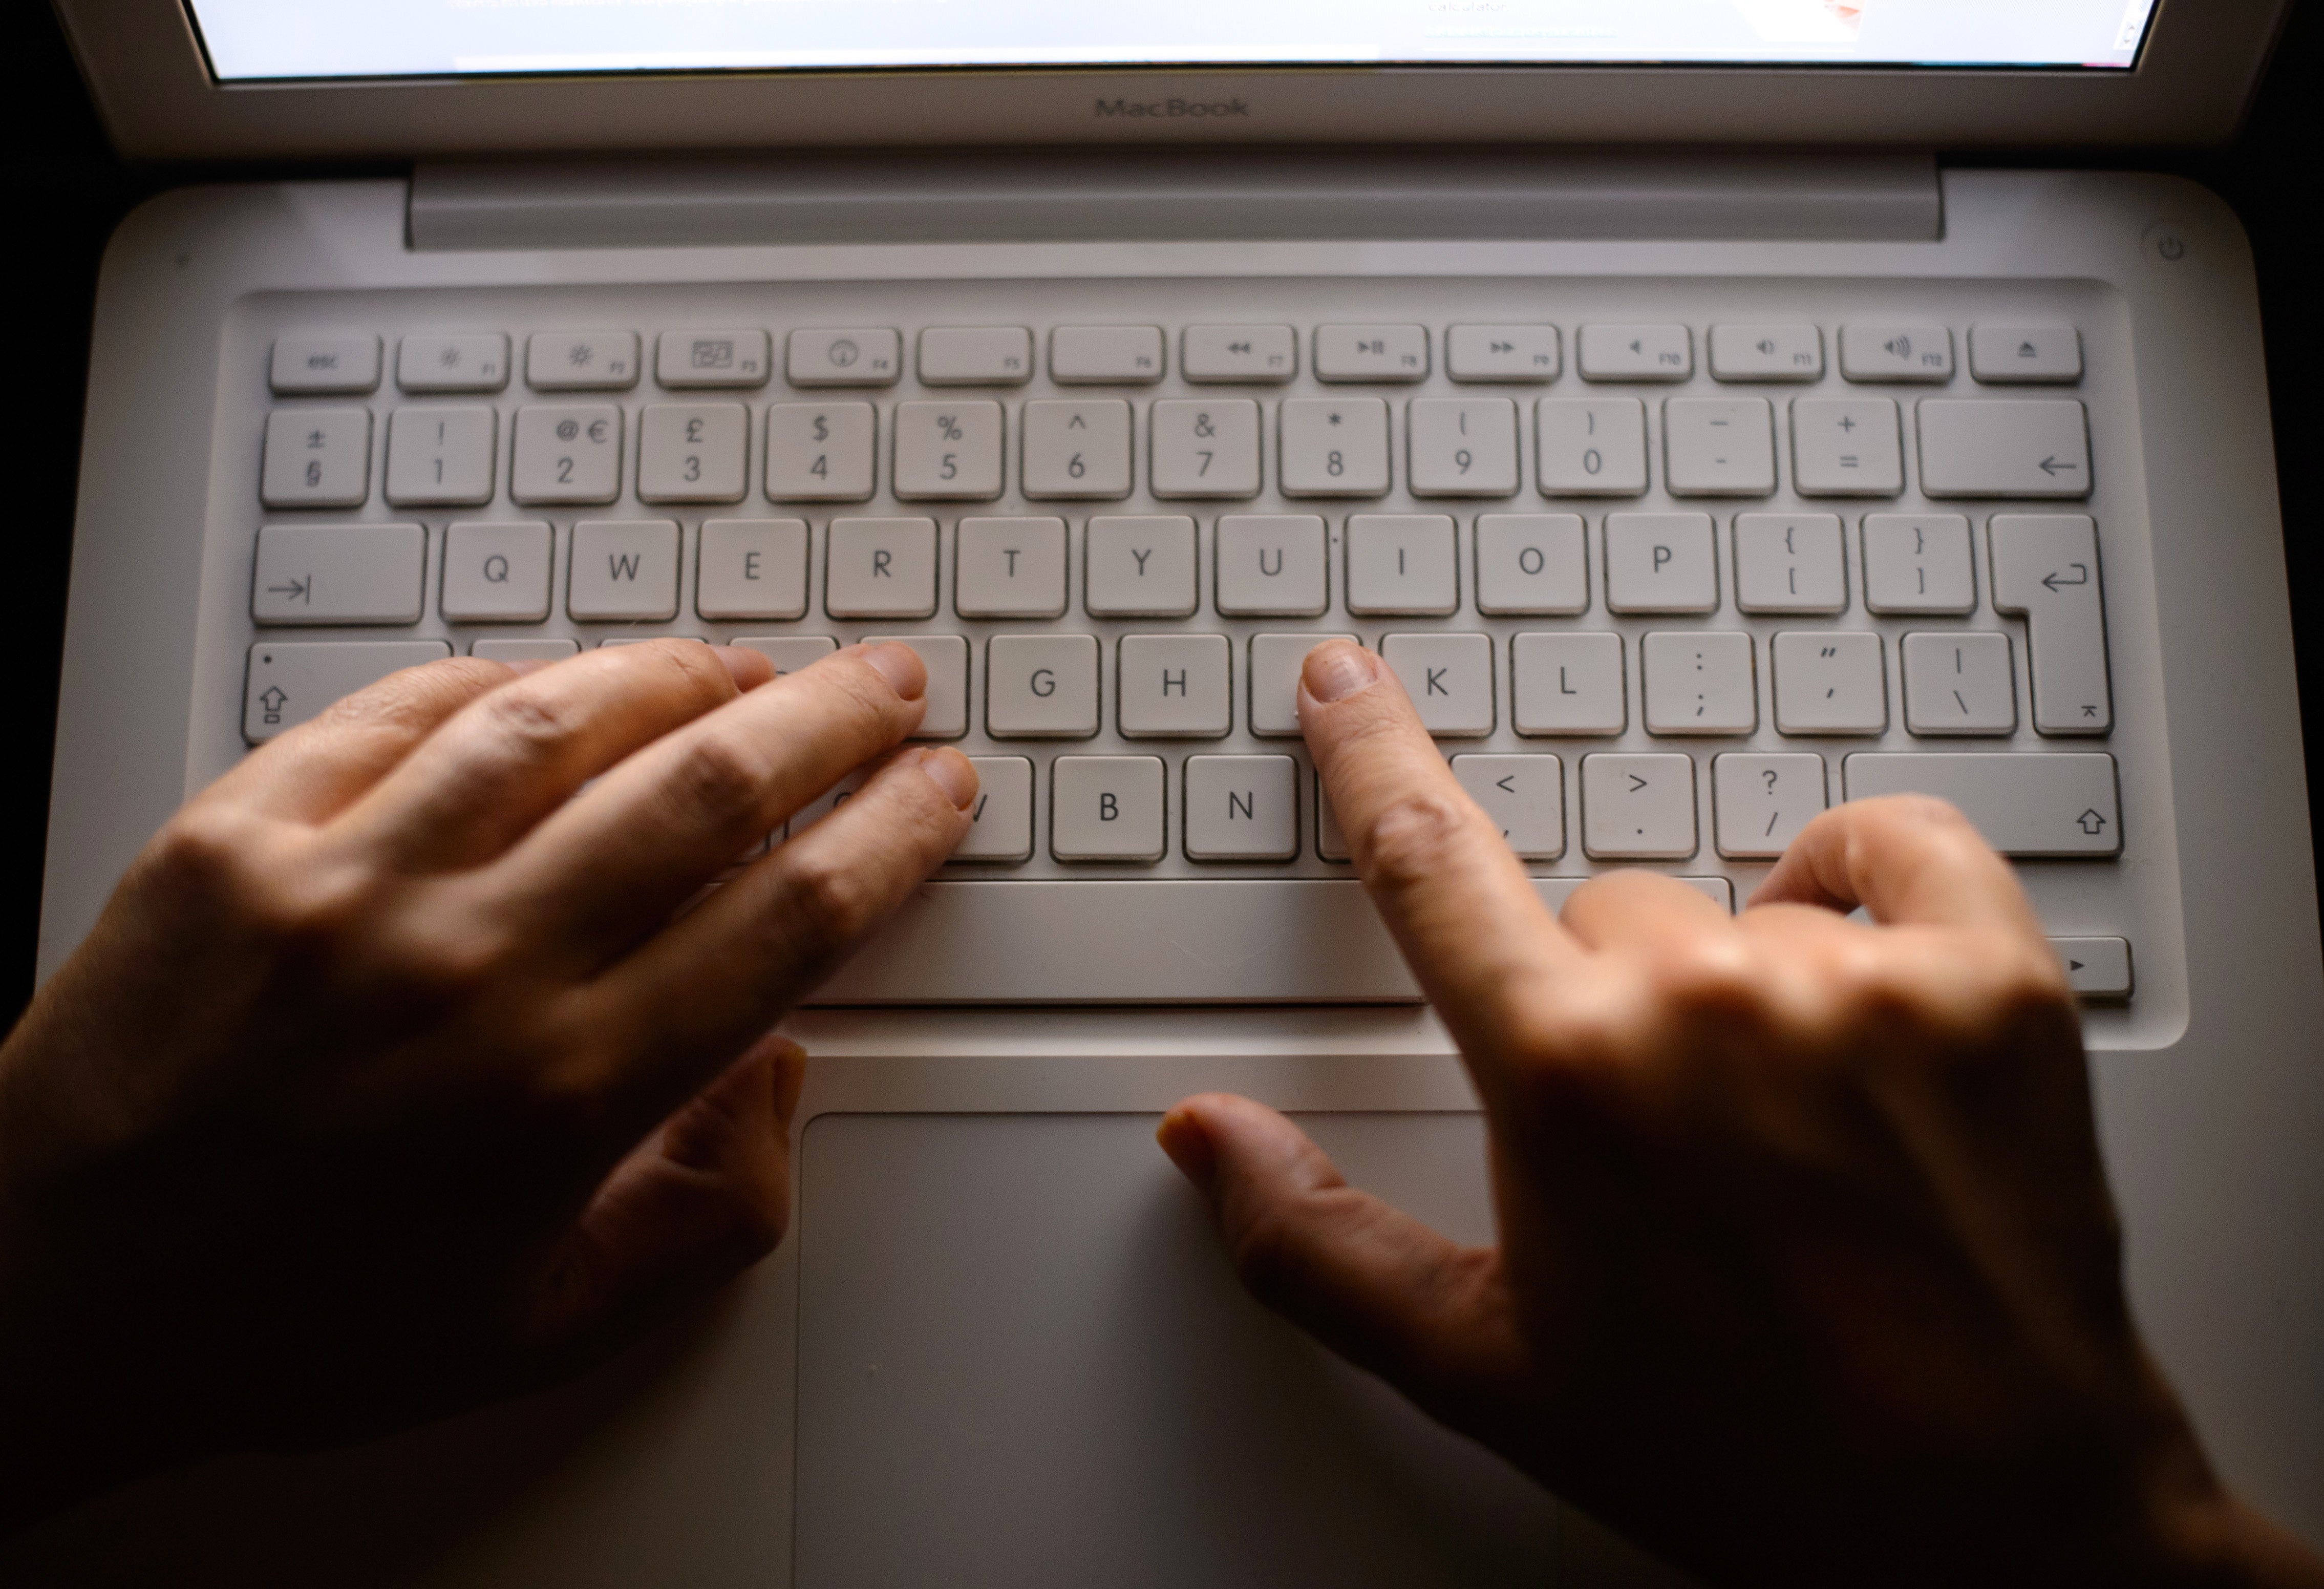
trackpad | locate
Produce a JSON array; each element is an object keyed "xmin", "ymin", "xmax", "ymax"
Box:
[{"xmin": 795, "ymin": 1112, "xmax": 1557, "ymax": 1586}]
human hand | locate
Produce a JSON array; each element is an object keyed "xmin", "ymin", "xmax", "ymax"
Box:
[
  {"xmin": 0, "ymin": 640, "xmax": 975, "ymax": 1529},
  {"xmin": 1160, "ymin": 640, "xmax": 2323, "ymax": 1587}
]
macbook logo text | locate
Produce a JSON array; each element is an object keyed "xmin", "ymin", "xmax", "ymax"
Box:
[{"xmin": 1095, "ymin": 96, "xmax": 1251, "ymax": 119}]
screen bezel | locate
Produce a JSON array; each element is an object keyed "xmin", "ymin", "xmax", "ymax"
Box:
[{"xmin": 58, "ymin": 0, "xmax": 2283, "ymax": 160}]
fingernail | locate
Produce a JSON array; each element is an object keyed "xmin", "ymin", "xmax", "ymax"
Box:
[
  {"xmin": 712, "ymin": 644, "xmax": 774, "ymax": 691},
  {"xmin": 501, "ymin": 658, "xmax": 557, "ymax": 676},
  {"xmin": 1156, "ymin": 1108, "xmax": 1218, "ymax": 1196},
  {"xmin": 860, "ymin": 642, "xmax": 927, "ymax": 702},
  {"xmin": 916, "ymin": 747, "xmax": 979, "ymax": 811},
  {"xmin": 1302, "ymin": 640, "xmax": 1381, "ymax": 705}
]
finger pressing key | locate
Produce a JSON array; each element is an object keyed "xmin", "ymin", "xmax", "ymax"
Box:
[
  {"xmin": 1755, "ymin": 795, "xmax": 2047, "ymax": 940},
  {"xmin": 1297, "ymin": 639, "xmax": 1573, "ymax": 1065},
  {"xmin": 486, "ymin": 643, "xmax": 929, "ymax": 968}
]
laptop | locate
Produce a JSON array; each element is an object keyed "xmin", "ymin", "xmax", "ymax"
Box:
[{"xmin": 16, "ymin": 0, "xmax": 2321, "ymax": 1581}]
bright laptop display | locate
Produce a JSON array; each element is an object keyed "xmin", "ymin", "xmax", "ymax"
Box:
[{"xmin": 187, "ymin": 0, "xmax": 2159, "ymax": 81}]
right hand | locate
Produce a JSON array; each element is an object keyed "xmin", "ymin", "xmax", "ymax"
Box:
[{"xmin": 1160, "ymin": 639, "xmax": 2324, "ymax": 1587}]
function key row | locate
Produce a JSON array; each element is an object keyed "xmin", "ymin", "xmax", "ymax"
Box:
[
  {"xmin": 258, "ymin": 395, "xmax": 2095, "ymax": 513},
  {"xmin": 268, "ymin": 322, "xmax": 2085, "ymax": 397}
]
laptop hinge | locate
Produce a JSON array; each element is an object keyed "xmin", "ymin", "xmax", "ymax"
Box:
[{"xmin": 407, "ymin": 148, "xmax": 1940, "ymax": 250}]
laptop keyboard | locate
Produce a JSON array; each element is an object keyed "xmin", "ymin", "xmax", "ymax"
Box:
[{"xmin": 238, "ymin": 302, "xmax": 2136, "ymax": 1003}]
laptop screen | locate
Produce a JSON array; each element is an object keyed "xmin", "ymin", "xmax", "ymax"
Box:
[{"xmin": 185, "ymin": 0, "xmax": 2159, "ymax": 82}]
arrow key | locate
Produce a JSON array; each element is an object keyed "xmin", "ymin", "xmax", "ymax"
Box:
[
  {"xmin": 1452, "ymin": 754, "xmax": 1566, "ymax": 859},
  {"xmin": 2048, "ymin": 936, "xmax": 2132, "ymax": 1000}
]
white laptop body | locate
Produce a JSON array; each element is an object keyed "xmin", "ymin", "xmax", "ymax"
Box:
[{"xmin": 15, "ymin": 2, "xmax": 2323, "ymax": 1581}]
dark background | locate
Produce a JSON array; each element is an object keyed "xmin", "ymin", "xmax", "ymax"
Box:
[{"xmin": 9, "ymin": 5, "xmax": 2321, "ymax": 1020}]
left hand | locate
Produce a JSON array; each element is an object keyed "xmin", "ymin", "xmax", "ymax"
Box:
[{"xmin": 0, "ymin": 639, "xmax": 974, "ymax": 1530}]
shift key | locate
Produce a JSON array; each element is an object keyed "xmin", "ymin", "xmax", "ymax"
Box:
[{"xmin": 1842, "ymin": 752, "xmax": 2120, "ymax": 856}]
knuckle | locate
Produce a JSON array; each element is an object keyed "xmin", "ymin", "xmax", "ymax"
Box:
[
  {"xmin": 473, "ymin": 682, "xmax": 581, "ymax": 765},
  {"xmin": 663, "ymin": 730, "xmax": 775, "ymax": 826},
  {"xmin": 646, "ymin": 637, "xmax": 739, "ymax": 707},
  {"xmin": 1359, "ymin": 792, "xmax": 1472, "ymax": 891},
  {"xmin": 1639, "ymin": 932, "xmax": 1766, "ymax": 1024},
  {"xmin": 779, "ymin": 849, "xmax": 881, "ymax": 946}
]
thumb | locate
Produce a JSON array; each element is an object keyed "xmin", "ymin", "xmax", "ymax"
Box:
[
  {"xmin": 521, "ymin": 1033, "xmax": 806, "ymax": 1369},
  {"xmin": 1159, "ymin": 1092, "xmax": 1534, "ymax": 1433}
]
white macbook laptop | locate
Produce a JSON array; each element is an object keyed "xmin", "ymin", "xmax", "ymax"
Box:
[{"xmin": 16, "ymin": 0, "xmax": 2322, "ymax": 1581}]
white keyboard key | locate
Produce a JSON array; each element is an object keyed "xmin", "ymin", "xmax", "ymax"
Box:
[
  {"xmin": 473, "ymin": 638, "xmax": 577, "ymax": 663},
  {"xmin": 510, "ymin": 404, "xmax": 622, "ymax": 504},
  {"xmin": 397, "ymin": 333, "xmax": 509, "ymax": 394},
  {"xmin": 1773, "ymin": 631, "xmax": 1887, "ymax": 735},
  {"xmin": 1476, "ymin": 515, "xmax": 1589, "ymax": 616},
  {"xmin": 1712, "ymin": 752, "xmax": 1827, "ymax": 858},
  {"xmin": 1050, "ymin": 325, "xmax": 1164, "ymax": 384},
  {"xmin": 954, "ymin": 756, "xmax": 1035, "ymax": 862},
  {"xmin": 1790, "ymin": 398, "xmax": 1903, "ymax": 497},
  {"xmin": 1970, "ymin": 325, "xmax": 2082, "ymax": 385},
  {"xmin": 1346, "ymin": 514, "xmax": 1457, "ymax": 616},
  {"xmin": 1408, "ymin": 398, "xmax": 1519, "ymax": 497},
  {"xmin": 1579, "ymin": 324, "xmax": 1692, "ymax": 382},
  {"xmin": 1918, "ymin": 400, "xmax": 2092, "ymax": 499},
  {"xmin": 1708, "ymin": 325, "xmax": 1823, "ymax": 383},
  {"xmin": 697, "ymin": 519, "xmax": 809, "ymax": 621},
  {"xmin": 1280, "ymin": 397, "xmax": 1390, "ymax": 497},
  {"xmin": 1185, "ymin": 755, "xmax": 1300, "ymax": 861},
  {"xmin": 567, "ymin": 520, "xmax": 679, "ymax": 621},
  {"xmin": 2050, "ymin": 936, "xmax": 2132, "ymax": 999},
  {"xmin": 986, "ymin": 633, "xmax": 1099, "ymax": 738},
  {"xmin": 861, "ymin": 633, "xmax": 968, "ymax": 738},
  {"xmin": 1841, "ymin": 753, "xmax": 2120, "ymax": 856},
  {"xmin": 244, "ymin": 639, "xmax": 449, "ymax": 743},
  {"xmin": 955, "ymin": 517, "xmax": 1068, "ymax": 619},
  {"xmin": 1581, "ymin": 752, "xmax": 1698, "ymax": 859},
  {"xmin": 1664, "ymin": 398, "xmax": 1775, "ymax": 496},
  {"xmin": 893, "ymin": 400, "xmax": 1004, "ymax": 501},
  {"xmin": 655, "ymin": 329, "xmax": 769, "ymax": 389},
  {"xmin": 1990, "ymin": 513, "xmax": 2111, "ymax": 734},
  {"xmin": 1862, "ymin": 514, "xmax": 1975, "ymax": 614},
  {"xmin": 787, "ymin": 328, "xmax": 901, "ymax": 388},
  {"xmin": 1380, "ymin": 632, "xmax": 1495, "ymax": 736},
  {"xmin": 271, "ymin": 333, "xmax": 379, "ymax": 395},
  {"xmin": 1734, "ymin": 513, "xmax": 1846, "ymax": 614},
  {"xmin": 826, "ymin": 518, "xmax": 940, "ymax": 619},
  {"xmin": 765, "ymin": 402, "xmax": 876, "ymax": 502},
  {"xmin": 527, "ymin": 331, "xmax": 639, "ymax": 391},
  {"xmin": 1152, "ymin": 399, "xmax": 1261, "ymax": 498},
  {"xmin": 1451, "ymin": 754, "xmax": 1565, "ymax": 860},
  {"xmin": 1118, "ymin": 633, "xmax": 1231, "ymax": 737},
  {"xmin": 1086, "ymin": 516, "xmax": 1198, "ymax": 617},
  {"xmin": 1314, "ymin": 324, "xmax": 1428, "ymax": 383},
  {"xmin": 251, "ymin": 523, "xmax": 423, "ymax": 625},
  {"xmin": 1840, "ymin": 324, "xmax": 1953, "ymax": 384},
  {"xmin": 1021, "ymin": 399, "xmax": 1132, "ymax": 499},
  {"xmin": 385, "ymin": 406, "xmax": 495, "ymax": 507},
  {"xmin": 1182, "ymin": 325, "xmax": 1296, "ymax": 383},
  {"xmin": 1511, "ymin": 632, "xmax": 1626, "ymax": 736},
  {"xmin": 1902, "ymin": 631, "xmax": 2017, "ymax": 735},
  {"xmin": 733, "ymin": 634, "xmax": 838, "ymax": 676},
  {"xmin": 638, "ymin": 403, "xmax": 748, "ymax": 503},
  {"xmin": 1446, "ymin": 325, "xmax": 1560, "ymax": 383},
  {"xmin": 1052, "ymin": 756, "xmax": 1166, "ymax": 861},
  {"xmin": 261, "ymin": 408, "xmax": 371, "ymax": 509},
  {"xmin": 1537, "ymin": 399, "xmax": 1648, "ymax": 495},
  {"xmin": 1643, "ymin": 631, "xmax": 1757, "ymax": 735},
  {"xmin": 1605, "ymin": 513, "xmax": 1717, "ymax": 613},
  {"xmin": 1216, "ymin": 515, "xmax": 1328, "ymax": 617},
  {"xmin": 919, "ymin": 327, "xmax": 1033, "ymax": 386},
  {"xmin": 442, "ymin": 520, "xmax": 553, "ymax": 623},
  {"xmin": 1250, "ymin": 632, "xmax": 1358, "ymax": 737}
]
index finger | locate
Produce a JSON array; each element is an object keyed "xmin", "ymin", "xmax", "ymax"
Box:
[
  {"xmin": 1752, "ymin": 794, "xmax": 2048, "ymax": 939},
  {"xmin": 1298, "ymin": 640, "xmax": 1574, "ymax": 1060}
]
